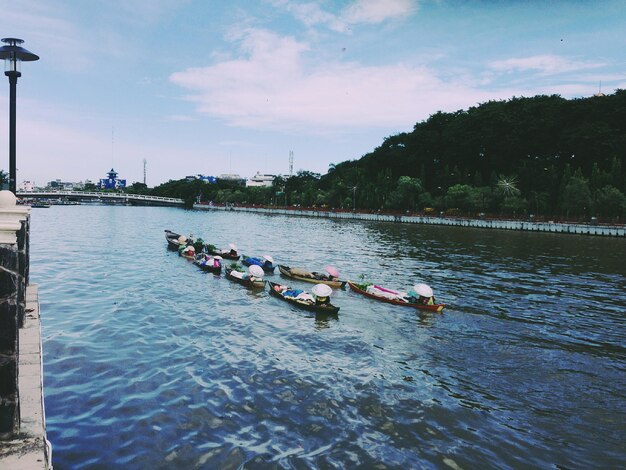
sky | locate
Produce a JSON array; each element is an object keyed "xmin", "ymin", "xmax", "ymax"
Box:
[{"xmin": 0, "ymin": 0, "xmax": 624, "ymax": 187}]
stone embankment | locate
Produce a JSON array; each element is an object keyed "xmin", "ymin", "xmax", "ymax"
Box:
[
  {"xmin": 194, "ymin": 204, "xmax": 625, "ymax": 237},
  {"xmin": 0, "ymin": 191, "xmax": 51, "ymax": 469}
]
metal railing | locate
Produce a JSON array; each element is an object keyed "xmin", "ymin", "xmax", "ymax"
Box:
[{"xmin": 17, "ymin": 190, "xmax": 183, "ymax": 204}]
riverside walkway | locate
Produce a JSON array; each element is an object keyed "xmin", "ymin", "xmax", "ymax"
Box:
[
  {"xmin": 17, "ymin": 190, "xmax": 183, "ymax": 206},
  {"xmin": 194, "ymin": 204, "xmax": 626, "ymax": 237},
  {"xmin": 0, "ymin": 285, "xmax": 51, "ymax": 469}
]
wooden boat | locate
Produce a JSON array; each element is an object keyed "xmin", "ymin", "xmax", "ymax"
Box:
[
  {"xmin": 224, "ymin": 268, "xmax": 265, "ymax": 288},
  {"xmin": 278, "ymin": 265, "xmax": 346, "ymax": 288},
  {"xmin": 347, "ymin": 281, "xmax": 445, "ymax": 312},
  {"xmin": 268, "ymin": 282, "xmax": 340, "ymax": 314},
  {"xmin": 193, "ymin": 256, "xmax": 222, "ymax": 274},
  {"xmin": 241, "ymin": 255, "xmax": 276, "ymax": 273},
  {"xmin": 165, "ymin": 229, "xmax": 185, "ymax": 250},
  {"xmin": 206, "ymin": 246, "xmax": 240, "ymax": 260}
]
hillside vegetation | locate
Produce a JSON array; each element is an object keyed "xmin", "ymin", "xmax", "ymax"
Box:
[{"xmin": 153, "ymin": 90, "xmax": 626, "ymax": 220}]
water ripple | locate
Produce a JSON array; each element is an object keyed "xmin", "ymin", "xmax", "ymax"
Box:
[{"xmin": 29, "ymin": 206, "xmax": 626, "ymax": 469}]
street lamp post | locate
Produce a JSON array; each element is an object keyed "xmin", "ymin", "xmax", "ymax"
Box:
[
  {"xmin": 0, "ymin": 38, "xmax": 39, "ymax": 194},
  {"xmin": 352, "ymin": 186, "xmax": 357, "ymax": 212}
]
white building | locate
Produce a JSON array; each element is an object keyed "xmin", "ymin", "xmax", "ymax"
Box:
[
  {"xmin": 19, "ymin": 181, "xmax": 35, "ymax": 191},
  {"xmin": 246, "ymin": 172, "xmax": 276, "ymax": 188}
]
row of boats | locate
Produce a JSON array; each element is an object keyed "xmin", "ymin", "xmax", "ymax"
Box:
[{"xmin": 165, "ymin": 230, "xmax": 445, "ymax": 314}]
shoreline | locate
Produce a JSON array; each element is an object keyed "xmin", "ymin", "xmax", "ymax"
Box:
[{"xmin": 193, "ymin": 204, "xmax": 625, "ymax": 237}]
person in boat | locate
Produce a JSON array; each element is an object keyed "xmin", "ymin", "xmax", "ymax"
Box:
[
  {"xmin": 314, "ymin": 266, "xmax": 340, "ymax": 281},
  {"xmin": 200, "ymin": 255, "xmax": 221, "ymax": 269},
  {"xmin": 246, "ymin": 255, "xmax": 274, "ymax": 269},
  {"xmin": 274, "ymin": 284, "xmax": 315, "ymax": 304},
  {"xmin": 242, "ymin": 264, "xmax": 264, "ymax": 282},
  {"xmin": 227, "ymin": 243, "xmax": 238, "ymax": 257},
  {"xmin": 312, "ymin": 283, "xmax": 333, "ymax": 305},
  {"xmin": 194, "ymin": 252, "xmax": 208, "ymax": 263},
  {"xmin": 407, "ymin": 283, "xmax": 435, "ymax": 305},
  {"xmin": 181, "ymin": 245, "xmax": 195, "ymax": 257}
]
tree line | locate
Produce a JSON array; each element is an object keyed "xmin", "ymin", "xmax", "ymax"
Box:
[{"xmin": 44, "ymin": 90, "xmax": 626, "ymax": 220}]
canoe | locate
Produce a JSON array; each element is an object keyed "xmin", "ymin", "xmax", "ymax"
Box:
[
  {"xmin": 241, "ymin": 255, "xmax": 276, "ymax": 273},
  {"xmin": 278, "ymin": 265, "xmax": 346, "ymax": 288},
  {"xmin": 224, "ymin": 268, "xmax": 265, "ymax": 288},
  {"xmin": 193, "ymin": 258, "xmax": 222, "ymax": 274},
  {"xmin": 164, "ymin": 229, "xmax": 184, "ymax": 250},
  {"xmin": 347, "ymin": 281, "xmax": 445, "ymax": 312},
  {"xmin": 206, "ymin": 247, "xmax": 240, "ymax": 260},
  {"xmin": 268, "ymin": 281, "xmax": 340, "ymax": 314}
]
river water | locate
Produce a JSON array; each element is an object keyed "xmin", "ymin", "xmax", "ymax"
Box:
[{"xmin": 30, "ymin": 205, "xmax": 625, "ymax": 469}]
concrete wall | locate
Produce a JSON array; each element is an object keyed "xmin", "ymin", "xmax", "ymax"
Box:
[
  {"xmin": 0, "ymin": 204, "xmax": 28, "ymax": 437},
  {"xmin": 0, "ymin": 190, "xmax": 50, "ymax": 468},
  {"xmin": 0, "ymin": 239, "xmax": 20, "ymax": 436},
  {"xmin": 194, "ymin": 205, "xmax": 626, "ymax": 237}
]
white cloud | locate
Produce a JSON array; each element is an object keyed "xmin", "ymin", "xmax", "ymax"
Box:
[
  {"xmin": 343, "ymin": 0, "xmax": 416, "ymax": 24},
  {"xmin": 271, "ymin": 0, "xmax": 417, "ymax": 32},
  {"xmin": 274, "ymin": 1, "xmax": 349, "ymax": 32},
  {"xmin": 170, "ymin": 27, "xmax": 502, "ymax": 133},
  {"xmin": 489, "ymin": 55, "xmax": 604, "ymax": 76}
]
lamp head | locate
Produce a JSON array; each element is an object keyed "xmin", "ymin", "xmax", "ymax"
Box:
[{"xmin": 0, "ymin": 38, "xmax": 39, "ymax": 76}]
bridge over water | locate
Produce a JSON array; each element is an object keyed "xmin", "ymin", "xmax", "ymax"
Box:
[{"xmin": 17, "ymin": 190, "xmax": 184, "ymax": 206}]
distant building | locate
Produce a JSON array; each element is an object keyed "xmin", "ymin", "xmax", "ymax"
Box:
[
  {"xmin": 46, "ymin": 179, "xmax": 74, "ymax": 190},
  {"xmin": 19, "ymin": 181, "xmax": 35, "ymax": 191},
  {"xmin": 42, "ymin": 179, "xmax": 90, "ymax": 190},
  {"xmin": 218, "ymin": 174, "xmax": 246, "ymax": 186},
  {"xmin": 185, "ymin": 174, "xmax": 218, "ymax": 183},
  {"xmin": 99, "ymin": 168, "xmax": 126, "ymax": 189},
  {"xmin": 246, "ymin": 172, "xmax": 276, "ymax": 188},
  {"xmin": 199, "ymin": 175, "xmax": 217, "ymax": 184}
]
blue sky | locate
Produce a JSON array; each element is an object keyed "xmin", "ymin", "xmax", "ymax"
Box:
[{"xmin": 1, "ymin": 0, "xmax": 624, "ymax": 187}]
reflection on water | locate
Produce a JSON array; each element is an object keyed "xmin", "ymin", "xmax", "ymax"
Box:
[{"xmin": 30, "ymin": 206, "xmax": 626, "ymax": 469}]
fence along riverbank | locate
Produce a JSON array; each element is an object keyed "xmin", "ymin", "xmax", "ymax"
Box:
[{"xmin": 194, "ymin": 204, "xmax": 625, "ymax": 237}]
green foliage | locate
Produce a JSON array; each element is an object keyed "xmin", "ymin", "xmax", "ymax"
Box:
[
  {"xmin": 134, "ymin": 90, "xmax": 626, "ymax": 219},
  {"xmin": 561, "ymin": 175, "xmax": 592, "ymax": 216},
  {"xmin": 594, "ymin": 185, "xmax": 626, "ymax": 217},
  {"xmin": 445, "ymin": 184, "xmax": 478, "ymax": 212},
  {"xmin": 129, "ymin": 182, "xmax": 148, "ymax": 194}
]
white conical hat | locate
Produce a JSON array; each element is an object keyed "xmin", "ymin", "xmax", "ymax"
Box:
[
  {"xmin": 414, "ymin": 283, "xmax": 433, "ymax": 297},
  {"xmin": 262, "ymin": 255, "xmax": 274, "ymax": 263},
  {"xmin": 249, "ymin": 265, "xmax": 264, "ymax": 277},
  {"xmin": 312, "ymin": 283, "xmax": 332, "ymax": 297}
]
